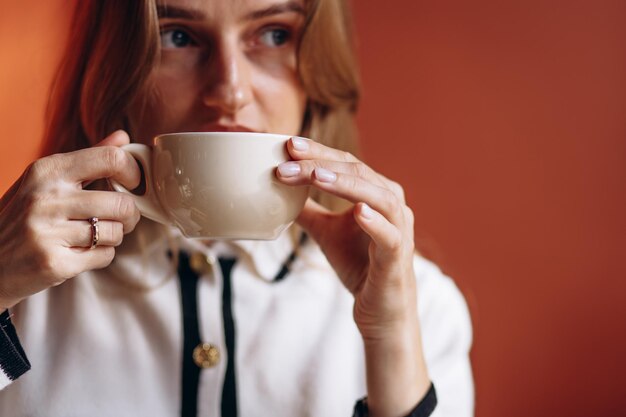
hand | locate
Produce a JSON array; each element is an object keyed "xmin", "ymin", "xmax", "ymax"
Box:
[
  {"xmin": 0, "ymin": 130, "xmax": 141, "ymax": 311},
  {"xmin": 276, "ymin": 136, "xmax": 430, "ymax": 417},
  {"xmin": 277, "ymin": 137, "xmax": 417, "ymax": 335}
]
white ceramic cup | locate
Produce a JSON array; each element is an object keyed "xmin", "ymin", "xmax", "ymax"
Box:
[{"xmin": 111, "ymin": 132, "xmax": 309, "ymax": 240}]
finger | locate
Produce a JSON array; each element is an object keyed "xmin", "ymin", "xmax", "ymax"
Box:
[
  {"xmin": 67, "ymin": 246, "xmax": 116, "ymax": 273},
  {"xmin": 353, "ymin": 203, "xmax": 403, "ymax": 255},
  {"xmin": 61, "ymin": 219, "xmax": 124, "ymax": 248},
  {"xmin": 62, "ymin": 146, "xmax": 140, "ymax": 189},
  {"xmin": 39, "ymin": 131, "xmax": 139, "ymax": 189},
  {"xmin": 93, "ymin": 130, "xmax": 131, "ymax": 148},
  {"xmin": 80, "ymin": 130, "xmax": 133, "ymax": 189},
  {"xmin": 287, "ymin": 136, "xmax": 360, "ymax": 163},
  {"xmin": 305, "ymin": 168, "xmax": 404, "ymax": 226},
  {"xmin": 285, "ymin": 137, "xmax": 404, "ymax": 200},
  {"xmin": 64, "ymin": 190, "xmax": 140, "ymax": 233},
  {"xmin": 277, "ymin": 159, "xmax": 388, "ymax": 189}
]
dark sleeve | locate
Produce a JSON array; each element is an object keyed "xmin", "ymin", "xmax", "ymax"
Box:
[
  {"xmin": 352, "ymin": 383, "xmax": 437, "ymax": 417},
  {"xmin": 0, "ymin": 309, "xmax": 31, "ymax": 387}
]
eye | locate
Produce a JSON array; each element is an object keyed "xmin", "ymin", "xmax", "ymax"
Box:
[
  {"xmin": 258, "ymin": 28, "xmax": 291, "ymax": 47},
  {"xmin": 160, "ymin": 28, "xmax": 196, "ymax": 49}
]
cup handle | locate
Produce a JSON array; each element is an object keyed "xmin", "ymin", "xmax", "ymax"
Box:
[{"xmin": 109, "ymin": 143, "xmax": 172, "ymax": 226}]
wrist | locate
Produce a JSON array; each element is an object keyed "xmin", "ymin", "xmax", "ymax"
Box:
[
  {"xmin": 357, "ymin": 304, "xmax": 419, "ymax": 345},
  {"xmin": 361, "ymin": 316, "xmax": 423, "ymax": 371},
  {"xmin": 353, "ymin": 274, "xmax": 418, "ymax": 342},
  {"xmin": 362, "ymin": 318, "xmax": 431, "ymax": 417}
]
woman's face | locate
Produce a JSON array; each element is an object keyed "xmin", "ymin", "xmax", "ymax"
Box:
[{"xmin": 130, "ymin": 0, "xmax": 307, "ymax": 143}]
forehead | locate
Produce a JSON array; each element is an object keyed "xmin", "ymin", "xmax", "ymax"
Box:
[{"xmin": 158, "ymin": 0, "xmax": 306, "ymax": 21}]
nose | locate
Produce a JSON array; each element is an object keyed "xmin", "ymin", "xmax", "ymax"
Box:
[{"xmin": 201, "ymin": 38, "xmax": 252, "ymax": 115}]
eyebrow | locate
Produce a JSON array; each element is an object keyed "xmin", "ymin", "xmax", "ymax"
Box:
[
  {"xmin": 156, "ymin": 4, "xmax": 204, "ymax": 20},
  {"xmin": 244, "ymin": 1, "xmax": 306, "ymax": 21},
  {"xmin": 156, "ymin": 1, "xmax": 305, "ymax": 21}
]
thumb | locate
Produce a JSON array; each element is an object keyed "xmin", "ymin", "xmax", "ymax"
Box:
[{"xmin": 93, "ymin": 130, "xmax": 131, "ymax": 148}]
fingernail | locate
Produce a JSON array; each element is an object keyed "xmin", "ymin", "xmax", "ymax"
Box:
[
  {"xmin": 278, "ymin": 162, "xmax": 301, "ymax": 177},
  {"xmin": 360, "ymin": 203, "xmax": 374, "ymax": 220},
  {"xmin": 291, "ymin": 136, "xmax": 309, "ymax": 151},
  {"xmin": 314, "ymin": 167, "xmax": 337, "ymax": 183}
]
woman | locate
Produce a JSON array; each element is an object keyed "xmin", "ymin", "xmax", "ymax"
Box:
[{"xmin": 0, "ymin": 0, "xmax": 473, "ymax": 416}]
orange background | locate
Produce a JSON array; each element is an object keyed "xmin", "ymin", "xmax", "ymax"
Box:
[{"xmin": 1, "ymin": 1, "xmax": 625, "ymax": 416}]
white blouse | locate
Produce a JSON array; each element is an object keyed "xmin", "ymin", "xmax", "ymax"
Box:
[{"xmin": 0, "ymin": 220, "xmax": 474, "ymax": 416}]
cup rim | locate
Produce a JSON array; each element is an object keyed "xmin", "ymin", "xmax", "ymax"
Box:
[{"xmin": 155, "ymin": 131, "xmax": 292, "ymax": 141}]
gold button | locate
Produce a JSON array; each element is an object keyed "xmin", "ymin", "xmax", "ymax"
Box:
[
  {"xmin": 189, "ymin": 252, "xmax": 216, "ymax": 276},
  {"xmin": 193, "ymin": 343, "xmax": 220, "ymax": 368}
]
